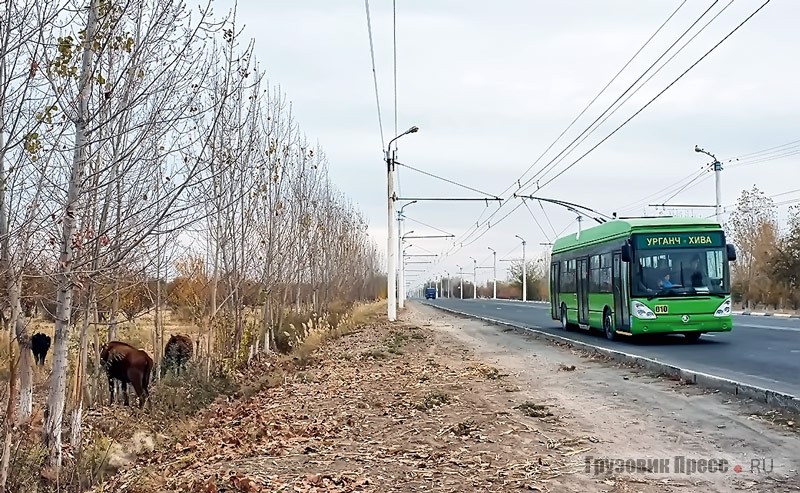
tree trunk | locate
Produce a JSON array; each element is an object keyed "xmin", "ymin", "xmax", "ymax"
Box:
[
  {"xmin": 12, "ymin": 279, "xmax": 33, "ymax": 421},
  {"xmin": 153, "ymin": 276, "xmax": 162, "ymax": 380},
  {"xmin": 108, "ymin": 280, "xmax": 120, "ymax": 341},
  {"xmin": 70, "ymin": 289, "xmax": 92, "ymax": 445},
  {"xmin": 262, "ymin": 294, "xmax": 273, "ymax": 354},
  {"xmin": 42, "ymin": 0, "xmax": 99, "ymax": 468},
  {"xmin": 0, "ymin": 335, "xmax": 17, "ymax": 490}
]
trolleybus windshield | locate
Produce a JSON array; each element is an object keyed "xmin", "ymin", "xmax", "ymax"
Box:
[{"xmin": 631, "ymin": 232, "xmax": 730, "ymax": 298}]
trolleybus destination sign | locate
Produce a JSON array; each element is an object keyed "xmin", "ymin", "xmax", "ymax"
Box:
[{"xmin": 634, "ymin": 231, "xmax": 724, "ymax": 249}]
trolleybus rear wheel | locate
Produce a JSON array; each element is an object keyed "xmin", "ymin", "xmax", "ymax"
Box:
[
  {"xmin": 603, "ymin": 308, "xmax": 616, "ymax": 341},
  {"xmin": 560, "ymin": 304, "xmax": 571, "ymax": 331}
]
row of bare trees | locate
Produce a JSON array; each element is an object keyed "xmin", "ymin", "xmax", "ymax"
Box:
[
  {"xmin": 424, "ymin": 256, "xmax": 550, "ymax": 300},
  {"xmin": 0, "ymin": 0, "xmax": 382, "ymax": 478},
  {"xmin": 727, "ymin": 186, "xmax": 800, "ymax": 310}
]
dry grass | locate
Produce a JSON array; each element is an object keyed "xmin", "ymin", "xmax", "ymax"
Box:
[
  {"xmin": 1, "ymin": 301, "xmax": 380, "ymax": 493},
  {"xmin": 292, "ymin": 300, "xmax": 385, "ymax": 361},
  {"xmin": 514, "ymin": 401, "xmax": 554, "ymax": 418},
  {"xmin": 0, "ymin": 310, "xmax": 202, "ymax": 371}
]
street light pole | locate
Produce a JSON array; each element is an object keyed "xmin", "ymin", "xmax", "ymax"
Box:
[
  {"xmin": 515, "ymin": 234, "xmax": 527, "ymax": 302},
  {"xmin": 385, "ymin": 126, "xmax": 419, "ymax": 322},
  {"xmin": 488, "ymin": 247, "xmax": 497, "ymax": 299},
  {"xmin": 695, "ymin": 145, "xmax": 723, "ymax": 223}
]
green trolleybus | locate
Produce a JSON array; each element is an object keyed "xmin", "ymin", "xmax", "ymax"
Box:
[{"xmin": 549, "ymin": 217, "xmax": 737, "ymax": 342}]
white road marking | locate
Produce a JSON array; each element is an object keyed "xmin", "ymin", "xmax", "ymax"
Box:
[{"xmin": 735, "ymin": 323, "xmax": 800, "ymax": 333}]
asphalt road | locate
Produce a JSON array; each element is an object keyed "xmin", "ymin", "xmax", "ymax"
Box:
[{"xmin": 422, "ymin": 298, "xmax": 800, "ymax": 398}]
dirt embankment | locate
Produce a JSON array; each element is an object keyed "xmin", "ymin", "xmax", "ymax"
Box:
[{"xmin": 96, "ymin": 303, "xmax": 800, "ymax": 492}]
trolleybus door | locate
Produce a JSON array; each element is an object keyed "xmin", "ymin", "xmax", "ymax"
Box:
[
  {"xmin": 577, "ymin": 258, "xmax": 589, "ymax": 325},
  {"xmin": 612, "ymin": 252, "xmax": 630, "ymax": 329},
  {"xmin": 550, "ymin": 262, "xmax": 560, "ymax": 319}
]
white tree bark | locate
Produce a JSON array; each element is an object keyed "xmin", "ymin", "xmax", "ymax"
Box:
[{"xmin": 42, "ymin": 0, "xmax": 99, "ymax": 467}]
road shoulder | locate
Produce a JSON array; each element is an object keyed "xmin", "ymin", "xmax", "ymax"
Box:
[
  {"xmin": 409, "ymin": 302, "xmax": 800, "ymax": 492},
  {"xmin": 94, "ymin": 303, "xmax": 800, "ymax": 492}
]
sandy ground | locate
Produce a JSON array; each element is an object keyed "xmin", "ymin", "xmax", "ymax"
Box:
[
  {"xmin": 409, "ymin": 303, "xmax": 800, "ymax": 492},
  {"xmin": 95, "ymin": 303, "xmax": 800, "ymax": 493}
]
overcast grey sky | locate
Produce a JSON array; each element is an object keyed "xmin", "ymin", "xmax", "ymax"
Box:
[{"xmin": 215, "ymin": 0, "xmax": 798, "ymax": 285}]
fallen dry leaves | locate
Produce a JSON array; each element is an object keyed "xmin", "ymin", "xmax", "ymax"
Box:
[{"xmin": 93, "ymin": 317, "xmax": 599, "ymax": 492}]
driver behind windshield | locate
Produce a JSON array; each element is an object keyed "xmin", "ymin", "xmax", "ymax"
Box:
[{"xmin": 682, "ymin": 254, "xmax": 708, "ymax": 288}]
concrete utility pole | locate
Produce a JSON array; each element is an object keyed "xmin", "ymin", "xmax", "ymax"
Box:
[
  {"xmin": 397, "ymin": 201, "xmax": 416, "ymax": 310},
  {"xmin": 488, "ymin": 247, "xmax": 497, "ymax": 299},
  {"xmin": 400, "ymin": 230, "xmax": 417, "ymax": 308},
  {"xmin": 515, "ymin": 234, "xmax": 527, "ymax": 302},
  {"xmin": 695, "ymin": 145, "xmax": 723, "ymax": 223},
  {"xmin": 457, "ymin": 265, "xmax": 464, "ymax": 300},
  {"xmin": 400, "ymin": 244, "xmax": 411, "ymax": 306},
  {"xmin": 469, "ymin": 256, "xmax": 477, "ymax": 299},
  {"xmin": 385, "ymin": 126, "xmax": 418, "ymax": 322}
]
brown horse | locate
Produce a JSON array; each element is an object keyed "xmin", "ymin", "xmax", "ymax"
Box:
[
  {"xmin": 100, "ymin": 341, "xmax": 153, "ymax": 408},
  {"xmin": 161, "ymin": 334, "xmax": 193, "ymax": 377}
]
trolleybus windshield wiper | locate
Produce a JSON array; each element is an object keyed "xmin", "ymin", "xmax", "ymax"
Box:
[{"xmin": 647, "ymin": 290, "xmax": 678, "ymax": 300}]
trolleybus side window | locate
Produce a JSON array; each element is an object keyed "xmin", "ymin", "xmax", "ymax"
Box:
[
  {"xmin": 586, "ymin": 253, "xmax": 613, "ymax": 293},
  {"xmin": 561, "ymin": 259, "xmax": 576, "ymax": 292},
  {"xmin": 589, "ymin": 255, "xmax": 600, "ymax": 292},
  {"xmin": 600, "ymin": 253, "xmax": 612, "ymax": 292}
]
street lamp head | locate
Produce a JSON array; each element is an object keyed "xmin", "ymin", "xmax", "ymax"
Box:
[
  {"xmin": 407, "ymin": 126, "xmax": 419, "ymax": 134},
  {"xmin": 694, "ymin": 145, "xmax": 701, "ymax": 153}
]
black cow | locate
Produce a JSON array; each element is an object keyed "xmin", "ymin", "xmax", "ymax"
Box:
[{"xmin": 30, "ymin": 332, "xmax": 51, "ymax": 366}]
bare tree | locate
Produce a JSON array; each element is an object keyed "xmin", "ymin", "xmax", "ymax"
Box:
[
  {"xmin": 37, "ymin": 0, "xmax": 228, "ymax": 465},
  {"xmin": 2, "ymin": 0, "xmax": 384, "ymax": 476},
  {"xmin": 1, "ymin": 9, "xmax": 68, "ymax": 488}
]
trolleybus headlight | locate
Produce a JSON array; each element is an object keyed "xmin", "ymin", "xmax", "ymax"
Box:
[
  {"xmin": 713, "ymin": 297, "xmax": 732, "ymax": 317},
  {"xmin": 632, "ymin": 301, "xmax": 656, "ymax": 320}
]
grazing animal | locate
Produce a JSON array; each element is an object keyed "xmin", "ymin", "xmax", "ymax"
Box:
[
  {"xmin": 99, "ymin": 341, "xmax": 153, "ymax": 408},
  {"xmin": 30, "ymin": 332, "xmax": 51, "ymax": 366},
  {"xmin": 161, "ymin": 334, "xmax": 193, "ymax": 377}
]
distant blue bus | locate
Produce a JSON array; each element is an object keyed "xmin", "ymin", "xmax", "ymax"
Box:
[{"xmin": 424, "ymin": 287, "xmax": 437, "ymax": 299}]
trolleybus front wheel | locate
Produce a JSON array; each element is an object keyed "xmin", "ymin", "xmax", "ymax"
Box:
[{"xmin": 683, "ymin": 332, "xmax": 702, "ymax": 343}]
